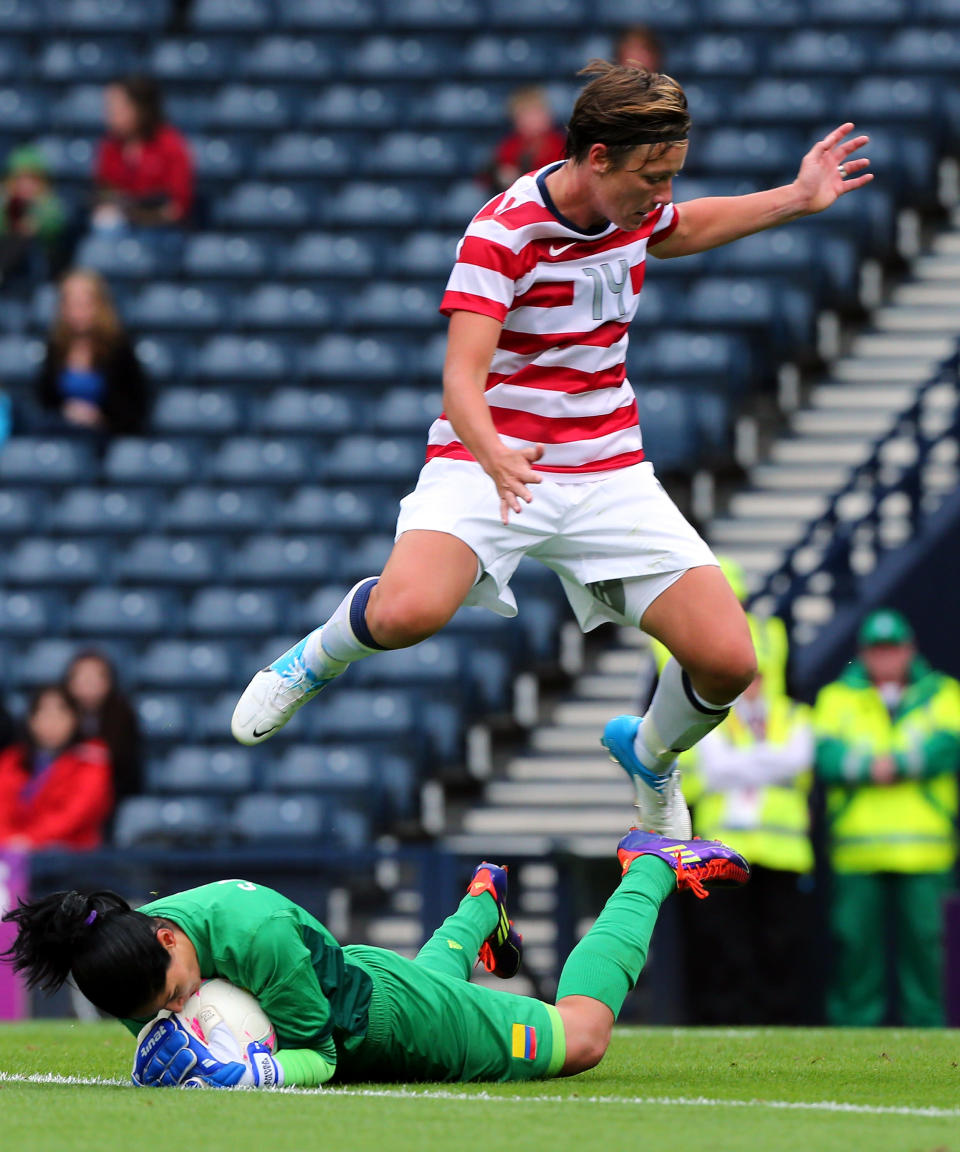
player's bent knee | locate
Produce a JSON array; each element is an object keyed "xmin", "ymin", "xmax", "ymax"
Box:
[
  {"xmin": 365, "ymin": 593, "xmax": 450, "ymax": 648},
  {"xmin": 562, "ymin": 1035, "xmax": 608, "ymax": 1075}
]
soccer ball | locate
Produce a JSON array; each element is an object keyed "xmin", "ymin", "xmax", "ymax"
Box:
[{"xmin": 178, "ymin": 978, "xmax": 277, "ymax": 1054}]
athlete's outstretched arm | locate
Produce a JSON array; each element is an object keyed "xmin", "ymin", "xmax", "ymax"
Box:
[
  {"xmin": 443, "ymin": 309, "xmax": 544, "ymax": 525},
  {"xmin": 652, "ymin": 122, "xmax": 872, "ymax": 259}
]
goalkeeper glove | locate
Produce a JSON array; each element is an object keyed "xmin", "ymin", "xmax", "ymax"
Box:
[{"xmin": 132, "ymin": 1016, "xmax": 283, "ymax": 1089}]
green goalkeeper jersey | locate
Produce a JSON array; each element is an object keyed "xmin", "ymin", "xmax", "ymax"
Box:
[{"xmin": 122, "ymin": 879, "xmax": 372, "ymax": 1069}]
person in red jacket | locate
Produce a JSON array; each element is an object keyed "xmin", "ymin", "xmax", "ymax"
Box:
[
  {"xmin": 490, "ymin": 87, "xmax": 567, "ymax": 192},
  {"xmin": 0, "ymin": 685, "xmax": 113, "ymax": 851},
  {"xmin": 93, "ymin": 74, "xmax": 193, "ymax": 229}
]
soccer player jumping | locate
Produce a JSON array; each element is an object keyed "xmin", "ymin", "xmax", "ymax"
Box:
[
  {"xmin": 232, "ymin": 61, "xmax": 872, "ymax": 836},
  {"xmin": 2, "ymin": 829, "xmax": 748, "ymax": 1087}
]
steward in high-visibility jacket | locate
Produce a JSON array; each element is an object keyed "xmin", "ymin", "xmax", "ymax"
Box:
[
  {"xmin": 812, "ymin": 607, "xmax": 960, "ymax": 1027},
  {"xmin": 680, "ymin": 676, "xmax": 815, "ymax": 1024}
]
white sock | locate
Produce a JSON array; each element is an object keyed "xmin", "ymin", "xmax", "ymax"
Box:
[
  {"xmin": 303, "ymin": 578, "xmax": 384, "ymax": 672},
  {"xmin": 634, "ymin": 657, "xmax": 735, "ymax": 774}
]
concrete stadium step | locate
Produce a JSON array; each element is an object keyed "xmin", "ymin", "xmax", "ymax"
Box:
[
  {"xmin": 463, "ymin": 805, "xmax": 631, "ymax": 837},
  {"xmin": 808, "ymin": 382, "xmax": 916, "ymax": 409},
  {"xmin": 903, "ymin": 261, "xmax": 960, "ymax": 286},
  {"xmin": 508, "ymin": 755, "xmax": 624, "ymax": 780},
  {"xmin": 748, "ymin": 464, "xmax": 850, "ymax": 491},
  {"xmin": 552, "ymin": 700, "xmax": 627, "ymax": 727},
  {"xmin": 485, "ymin": 780, "xmax": 632, "ymax": 807},
  {"xmin": 728, "ymin": 490, "xmax": 829, "ymax": 519},
  {"xmin": 709, "ymin": 517, "xmax": 805, "ymax": 547},
  {"xmin": 849, "ymin": 333, "xmax": 956, "ymax": 360},
  {"xmin": 575, "ymin": 673, "xmax": 640, "ymax": 701},
  {"xmin": 874, "ymin": 306, "xmax": 960, "ymax": 334},
  {"xmin": 791, "ymin": 408, "xmax": 895, "ymax": 437},
  {"xmin": 594, "ymin": 648, "xmax": 647, "ymax": 675},
  {"xmin": 833, "ymin": 358, "xmax": 933, "ymax": 384},
  {"xmin": 769, "ymin": 438, "xmax": 871, "ymax": 466},
  {"xmin": 531, "ymin": 726, "xmax": 609, "ymax": 753}
]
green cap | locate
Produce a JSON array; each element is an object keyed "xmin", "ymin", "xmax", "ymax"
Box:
[
  {"xmin": 858, "ymin": 608, "xmax": 914, "ymax": 648},
  {"xmin": 5, "ymin": 144, "xmax": 49, "ymax": 177}
]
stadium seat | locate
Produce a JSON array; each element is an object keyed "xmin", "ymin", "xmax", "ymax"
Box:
[
  {"xmin": 148, "ymin": 37, "xmax": 238, "ymax": 80},
  {"xmin": 34, "ymin": 134, "xmax": 96, "ymax": 179},
  {"xmin": 324, "ymin": 182, "xmax": 423, "ymax": 227},
  {"xmin": 136, "ymin": 692, "xmax": 196, "ymax": 743},
  {"xmin": 808, "ymin": 0, "xmax": 906, "ymax": 21},
  {"xmin": 350, "ymin": 283, "xmax": 441, "ymax": 329},
  {"xmin": 707, "ymin": 0, "xmax": 804, "ymax": 24},
  {"xmin": 595, "ymin": 0, "xmax": 696, "ymax": 26},
  {"xmin": 335, "ymin": 533, "xmax": 395, "ymax": 584},
  {"xmin": 384, "ymin": 0, "xmax": 481, "ymax": 23},
  {"xmin": 50, "ymin": 488, "xmax": 156, "ymax": 535},
  {"xmin": 461, "ymin": 34, "xmax": 551, "ymax": 77},
  {"xmin": 882, "ymin": 27, "xmax": 960, "ymax": 72},
  {"xmin": 324, "ymin": 436, "xmax": 423, "ymax": 482},
  {"xmin": 39, "ymin": 39, "xmax": 136, "ymax": 81},
  {"xmin": 151, "ymin": 388, "xmax": 244, "ymax": 434},
  {"xmin": 0, "ymin": 335, "xmax": 44, "ymax": 383},
  {"xmin": 428, "ymin": 179, "xmax": 490, "ymax": 227},
  {"xmin": 372, "ymin": 387, "xmax": 441, "ymax": 433},
  {"xmin": 730, "ymin": 79, "xmax": 834, "ymax": 125},
  {"xmin": 138, "ymin": 640, "xmax": 237, "ymax": 689},
  {"xmin": 209, "ymin": 85, "xmax": 297, "ymax": 133},
  {"xmin": 693, "ymin": 127, "xmax": 801, "ymax": 178},
  {"xmin": 488, "ymin": 0, "xmax": 584, "ymax": 23},
  {"xmin": 255, "ymin": 388, "xmax": 355, "ymax": 434},
  {"xmin": 162, "ymin": 486, "xmax": 273, "ymax": 534},
  {"xmin": 0, "ymin": 0, "xmax": 43, "ymax": 30},
  {"xmin": 190, "ymin": 135, "xmax": 249, "ymax": 182},
  {"xmin": 113, "ymin": 795, "xmax": 222, "ymax": 848},
  {"xmin": 0, "ymin": 88, "xmax": 47, "ymax": 132},
  {"xmin": 350, "ymin": 35, "xmax": 449, "ymax": 79},
  {"xmin": 636, "ymin": 388, "xmax": 700, "ymax": 473},
  {"xmin": 227, "ymin": 534, "xmax": 335, "ymax": 584},
  {"xmin": 52, "ymin": 0, "xmax": 170, "ymax": 30},
  {"xmin": 128, "ymin": 284, "xmax": 226, "ymax": 331},
  {"xmin": 304, "ymin": 689, "xmax": 418, "ymax": 745},
  {"xmin": 387, "ymin": 231, "xmax": 461, "ymax": 277},
  {"xmin": 195, "ymin": 335, "xmax": 292, "ymax": 381},
  {"xmin": 242, "ymin": 35, "xmax": 335, "ymax": 78},
  {"xmin": 301, "ymin": 334, "xmax": 405, "ymax": 380},
  {"xmin": 149, "ymin": 746, "xmax": 256, "ymax": 794},
  {"xmin": 240, "ymin": 285, "xmax": 332, "ymax": 329},
  {"xmin": 845, "ymin": 77, "xmax": 936, "ymax": 123},
  {"xmin": 280, "ymin": 487, "xmax": 379, "ymax": 533},
  {"xmin": 373, "ymin": 131, "xmax": 462, "ymax": 176},
  {"xmin": 13, "ymin": 638, "xmax": 131, "ymax": 690},
  {"xmin": 5, "ymin": 537, "xmax": 108, "ymax": 586},
  {"xmin": 73, "ymin": 233, "xmax": 177, "ymax": 280},
  {"xmin": 256, "ymin": 133, "xmax": 352, "ymax": 178},
  {"xmin": 275, "ymin": 0, "xmax": 376, "ymax": 27},
  {"xmin": 282, "ymin": 232, "xmax": 375, "ymax": 279},
  {"xmin": 208, "ymin": 437, "xmax": 312, "ymax": 484},
  {"xmin": 187, "ymin": 587, "xmax": 282, "ymax": 635},
  {"xmin": 72, "ymin": 588, "xmax": 177, "ymax": 637},
  {"xmin": 212, "ymin": 182, "xmax": 312, "ymax": 228},
  {"xmin": 0, "ymin": 438, "xmax": 95, "ymax": 484},
  {"xmin": 769, "ymin": 30, "xmax": 872, "ymax": 73},
  {"xmin": 0, "ymin": 491, "xmax": 48, "ymax": 536},
  {"xmin": 303, "ymin": 84, "xmax": 408, "ymax": 129},
  {"xmin": 192, "ymin": 0, "xmax": 274, "ymax": 29},
  {"xmin": 183, "ymin": 234, "xmax": 272, "ymax": 279},
  {"xmin": 117, "ymin": 536, "xmax": 221, "ymax": 585},
  {"xmin": 231, "ymin": 792, "xmax": 327, "ymax": 843},
  {"xmin": 104, "ymin": 439, "xmax": 201, "ymax": 485},
  {"xmin": 134, "ymin": 336, "xmax": 189, "ymax": 381},
  {"xmin": 630, "ymin": 330, "xmax": 752, "ymax": 388},
  {"xmin": 0, "ymin": 590, "xmax": 62, "ymax": 637},
  {"xmin": 49, "ymin": 83, "xmax": 111, "ymax": 130},
  {"xmin": 675, "ymin": 33, "xmax": 758, "ymax": 77},
  {"xmin": 353, "ymin": 637, "xmax": 460, "ymax": 687}
]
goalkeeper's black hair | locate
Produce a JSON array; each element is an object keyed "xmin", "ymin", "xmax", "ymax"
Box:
[{"xmin": 1, "ymin": 889, "xmax": 171, "ymax": 1018}]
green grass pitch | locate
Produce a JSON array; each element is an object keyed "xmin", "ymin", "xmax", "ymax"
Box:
[{"xmin": 2, "ymin": 1022, "xmax": 959, "ymax": 1152}]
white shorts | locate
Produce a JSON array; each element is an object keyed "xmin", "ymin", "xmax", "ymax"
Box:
[{"xmin": 394, "ymin": 458, "xmax": 718, "ymax": 632}]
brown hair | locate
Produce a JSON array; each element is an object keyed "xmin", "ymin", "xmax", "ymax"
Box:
[
  {"xmin": 50, "ymin": 269, "xmax": 125, "ymax": 366},
  {"xmin": 112, "ymin": 74, "xmax": 165, "ymax": 140},
  {"xmin": 565, "ymin": 59, "xmax": 690, "ymax": 167}
]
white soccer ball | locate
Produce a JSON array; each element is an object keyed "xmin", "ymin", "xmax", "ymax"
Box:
[{"xmin": 178, "ymin": 978, "xmax": 277, "ymax": 1054}]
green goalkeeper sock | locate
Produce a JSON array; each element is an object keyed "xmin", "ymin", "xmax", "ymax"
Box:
[{"xmin": 555, "ymin": 855, "xmax": 675, "ymax": 1017}]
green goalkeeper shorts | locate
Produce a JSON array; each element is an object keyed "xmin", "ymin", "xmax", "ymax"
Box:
[{"xmin": 335, "ymin": 945, "xmax": 566, "ymax": 1084}]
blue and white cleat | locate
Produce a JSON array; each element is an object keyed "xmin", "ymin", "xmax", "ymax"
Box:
[
  {"xmin": 617, "ymin": 829, "xmax": 750, "ymax": 899},
  {"xmin": 231, "ymin": 632, "xmax": 345, "ymax": 746},
  {"xmin": 601, "ymin": 715, "xmax": 692, "ymax": 840}
]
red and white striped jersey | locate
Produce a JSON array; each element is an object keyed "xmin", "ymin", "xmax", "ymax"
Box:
[{"xmin": 431, "ymin": 161, "xmax": 679, "ymax": 479}]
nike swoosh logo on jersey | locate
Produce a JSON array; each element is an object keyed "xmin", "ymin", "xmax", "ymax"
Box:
[{"xmin": 549, "ymin": 242, "xmax": 577, "ymax": 256}]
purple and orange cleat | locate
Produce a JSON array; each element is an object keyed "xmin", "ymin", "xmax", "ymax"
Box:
[
  {"xmin": 617, "ymin": 829, "xmax": 750, "ymax": 900},
  {"xmin": 468, "ymin": 862, "xmax": 523, "ymax": 979}
]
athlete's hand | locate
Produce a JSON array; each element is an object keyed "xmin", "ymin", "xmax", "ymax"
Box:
[
  {"xmin": 484, "ymin": 443, "xmax": 544, "ymax": 524},
  {"xmin": 131, "ymin": 1015, "xmax": 277, "ymax": 1089},
  {"xmin": 793, "ymin": 123, "xmax": 872, "ymax": 215}
]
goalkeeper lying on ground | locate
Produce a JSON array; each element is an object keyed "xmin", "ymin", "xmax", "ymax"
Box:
[{"xmin": 2, "ymin": 829, "xmax": 747, "ymax": 1088}]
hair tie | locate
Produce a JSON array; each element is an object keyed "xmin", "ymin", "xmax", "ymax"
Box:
[{"xmin": 84, "ymin": 910, "xmax": 98, "ymax": 926}]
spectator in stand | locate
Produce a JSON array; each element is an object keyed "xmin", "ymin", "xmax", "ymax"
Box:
[
  {"xmin": 490, "ymin": 87, "xmax": 566, "ymax": 192},
  {"xmin": 0, "ymin": 686, "xmax": 113, "ymax": 851},
  {"xmin": 614, "ymin": 24, "xmax": 664, "ymax": 71},
  {"xmin": 93, "ymin": 75, "xmax": 193, "ymax": 230},
  {"xmin": 64, "ymin": 650, "xmax": 142, "ymax": 806},
  {"xmin": 0, "ymin": 144, "xmax": 66, "ymax": 289},
  {"xmin": 33, "ymin": 268, "xmax": 148, "ymax": 437}
]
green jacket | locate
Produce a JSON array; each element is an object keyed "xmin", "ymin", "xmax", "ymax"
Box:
[{"xmin": 813, "ymin": 657, "xmax": 960, "ymax": 873}]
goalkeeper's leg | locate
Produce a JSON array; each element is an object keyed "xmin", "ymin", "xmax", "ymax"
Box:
[{"xmin": 232, "ymin": 530, "xmax": 477, "ymax": 745}]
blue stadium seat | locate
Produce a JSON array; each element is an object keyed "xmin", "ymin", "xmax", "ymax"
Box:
[
  {"xmin": 428, "ymin": 180, "xmax": 490, "ymax": 227},
  {"xmin": 49, "ymin": 83, "xmax": 109, "ymax": 130},
  {"xmin": 192, "ymin": 0, "xmax": 274, "ymax": 29},
  {"xmin": 280, "ymin": 487, "xmax": 379, "ymax": 533},
  {"xmin": 242, "ymin": 35, "xmax": 335, "ymax": 78},
  {"xmin": 5, "ymin": 538, "xmax": 108, "ymax": 586},
  {"xmin": 118, "ymin": 536, "xmax": 220, "ymax": 585},
  {"xmin": 50, "ymin": 488, "xmax": 156, "ymax": 535},
  {"xmin": 73, "ymin": 233, "xmax": 177, "ymax": 279},
  {"xmin": 187, "ymin": 587, "xmax": 281, "ymax": 635},
  {"xmin": 195, "ymin": 335, "xmax": 292, "ymax": 381},
  {"xmin": 350, "ymin": 283, "xmax": 441, "ymax": 328},
  {"xmin": 373, "ymin": 387, "xmax": 440, "ymax": 433},
  {"xmin": 373, "ymin": 131, "xmax": 462, "ymax": 176},
  {"xmin": 730, "ymin": 79, "xmax": 834, "ymax": 125},
  {"xmin": 707, "ymin": 0, "xmax": 803, "ymax": 24},
  {"xmin": 152, "ymin": 388, "xmax": 244, "ymax": 434},
  {"xmin": 488, "ymin": 0, "xmax": 583, "ymax": 22},
  {"xmin": 304, "ymin": 689, "xmax": 417, "ymax": 744},
  {"xmin": 283, "ymin": 232, "xmax": 375, "ymax": 279},
  {"xmin": 637, "ymin": 391, "xmax": 696, "ymax": 473},
  {"xmin": 0, "ymin": 0, "xmax": 43, "ymax": 29},
  {"xmin": 162, "ymin": 486, "xmax": 273, "ymax": 534},
  {"xmin": 808, "ymin": 0, "xmax": 905, "ymax": 21},
  {"xmin": 148, "ymin": 38, "xmax": 238, "ymax": 80},
  {"xmin": 675, "ymin": 33, "xmax": 758, "ymax": 77},
  {"xmin": 240, "ymin": 285, "xmax": 332, "ymax": 329},
  {"xmin": 918, "ymin": 0, "xmax": 960, "ymax": 18},
  {"xmin": 0, "ymin": 88, "xmax": 47, "ymax": 132},
  {"xmin": 138, "ymin": 640, "xmax": 236, "ymax": 689},
  {"xmin": 212, "ymin": 181, "xmax": 312, "ymax": 228},
  {"xmin": 39, "ymin": 39, "xmax": 137, "ymax": 82},
  {"xmin": 693, "ymin": 128, "xmax": 800, "ymax": 178},
  {"xmin": 73, "ymin": 588, "xmax": 178, "ymax": 637},
  {"xmin": 350, "ymin": 35, "xmax": 449, "ymax": 79},
  {"xmin": 51, "ymin": 0, "xmax": 170, "ymax": 30},
  {"xmin": 595, "ymin": 0, "xmax": 696, "ymax": 26},
  {"xmin": 255, "ymin": 388, "xmax": 355, "ymax": 434},
  {"xmin": 412, "ymin": 83, "xmax": 506, "ymax": 128},
  {"xmin": 303, "ymin": 85, "xmax": 408, "ymax": 129},
  {"xmin": 149, "ymin": 746, "xmax": 255, "ymax": 794},
  {"xmin": 231, "ymin": 792, "xmax": 325, "ymax": 843},
  {"xmin": 0, "ymin": 590, "xmax": 63, "ymax": 637},
  {"xmin": 104, "ymin": 439, "xmax": 201, "ymax": 485},
  {"xmin": 630, "ymin": 330, "xmax": 752, "ymax": 388},
  {"xmin": 0, "ymin": 491, "xmax": 47, "ymax": 536},
  {"xmin": 266, "ymin": 745, "xmax": 417, "ymax": 819},
  {"xmin": 128, "ymin": 284, "xmax": 226, "ymax": 330},
  {"xmin": 12, "ymin": 638, "xmax": 130, "ymax": 690},
  {"xmin": 135, "ymin": 336, "xmax": 190, "ymax": 381},
  {"xmin": 34, "ymin": 135, "xmax": 96, "ymax": 179},
  {"xmin": 335, "ymin": 533, "xmax": 395, "ymax": 583},
  {"xmin": 324, "ymin": 436, "xmax": 423, "ymax": 482},
  {"xmin": 692, "ymin": 388, "xmax": 733, "ymax": 457},
  {"xmin": 679, "ymin": 81, "xmax": 729, "ymax": 128},
  {"xmin": 113, "ymin": 795, "xmax": 221, "ymax": 848},
  {"xmin": 846, "ymin": 77, "xmax": 936, "ymax": 122},
  {"xmin": 324, "ymin": 182, "xmax": 422, "ymax": 226},
  {"xmin": 190, "ymin": 136, "xmax": 249, "ymax": 182},
  {"xmin": 301, "ymin": 335, "xmax": 405, "ymax": 380},
  {"xmin": 209, "ymin": 85, "xmax": 297, "ymax": 132},
  {"xmin": 353, "ymin": 637, "xmax": 460, "ymax": 687},
  {"xmin": 882, "ymin": 28, "xmax": 960, "ymax": 72},
  {"xmin": 462, "ymin": 34, "xmax": 553, "ymax": 77},
  {"xmin": 137, "ymin": 692, "xmax": 196, "ymax": 742},
  {"xmin": 770, "ymin": 30, "xmax": 872, "ymax": 73},
  {"xmin": 275, "ymin": 0, "xmax": 376, "ymax": 27},
  {"xmin": 388, "ymin": 232, "xmax": 459, "ymax": 277},
  {"xmin": 183, "ymin": 234, "xmax": 272, "ymax": 279},
  {"xmin": 0, "ymin": 438, "xmax": 95, "ymax": 484},
  {"xmin": 228, "ymin": 535, "xmax": 335, "ymax": 584},
  {"xmin": 386, "ymin": 0, "xmax": 481, "ymax": 25},
  {"xmin": 209, "ymin": 437, "xmax": 311, "ymax": 484},
  {"xmin": 0, "ymin": 335, "xmax": 44, "ymax": 383},
  {"xmin": 256, "ymin": 133, "xmax": 353, "ymax": 178}
]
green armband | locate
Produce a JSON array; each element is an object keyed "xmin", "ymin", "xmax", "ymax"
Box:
[{"xmin": 274, "ymin": 1048, "xmax": 336, "ymax": 1088}]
